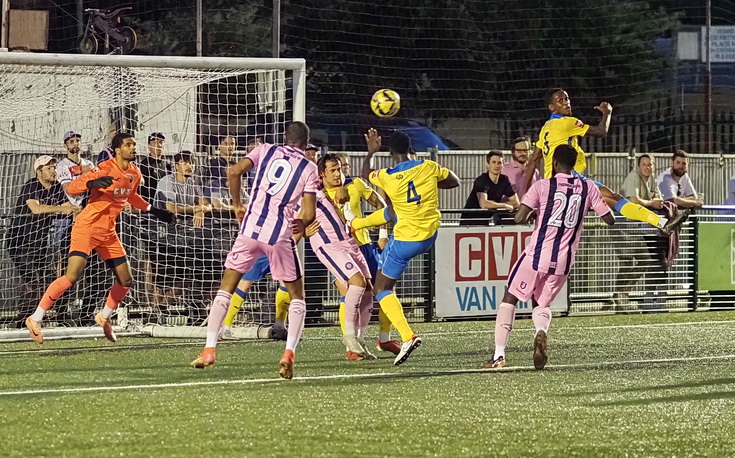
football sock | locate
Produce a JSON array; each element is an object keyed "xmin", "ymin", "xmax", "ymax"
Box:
[
  {"xmin": 285, "ymin": 299, "xmax": 306, "ymax": 352},
  {"xmin": 223, "ymin": 288, "xmax": 246, "ymax": 327},
  {"xmin": 616, "ymin": 198, "xmax": 662, "ymax": 228},
  {"xmin": 358, "ymin": 289, "xmax": 373, "ymax": 330},
  {"xmin": 532, "ymin": 306, "xmax": 552, "ymax": 334},
  {"xmin": 493, "ymin": 302, "xmax": 516, "ymax": 360},
  {"xmin": 205, "ymin": 290, "xmax": 232, "ymax": 348},
  {"xmin": 338, "ymin": 296, "xmax": 346, "ymax": 335},
  {"xmin": 344, "ymin": 285, "xmax": 365, "ymax": 336},
  {"xmin": 376, "ymin": 290, "xmax": 413, "ymax": 342},
  {"xmin": 378, "ymin": 307, "xmax": 392, "ymax": 342},
  {"xmin": 351, "ymin": 206, "xmax": 390, "ymax": 231},
  {"xmin": 274, "ymin": 286, "xmax": 291, "ymax": 329},
  {"xmin": 100, "ymin": 283, "xmax": 130, "ymax": 320},
  {"xmin": 32, "ymin": 276, "xmax": 74, "ymax": 322}
]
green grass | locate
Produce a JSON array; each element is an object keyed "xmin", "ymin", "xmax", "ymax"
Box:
[{"xmin": 2, "ymin": 311, "xmax": 735, "ymax": 457}]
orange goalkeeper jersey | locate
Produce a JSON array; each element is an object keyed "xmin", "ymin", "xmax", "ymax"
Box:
[{"xmin": 66, "ymin": 158, "xmax": 149, "ymax": 232}]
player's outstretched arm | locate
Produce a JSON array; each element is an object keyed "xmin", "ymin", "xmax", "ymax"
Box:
[
  {"xmin": 586, "ymin": 102, "xmax": 613, "ymax": 138},
  {"xmin": 361, "ymin": 128, "xmax": 381, "ymax": 180},
  {"xmin": 66, "ymin": 168, "xmax": 113, "ymax": 195},
  {"xmin": 438, "ymin": 169, "xmax": 460, "ymax": 189},
  {"xmin": 601, "ymin": 212, "xmax": 615, "ymax": 226}
]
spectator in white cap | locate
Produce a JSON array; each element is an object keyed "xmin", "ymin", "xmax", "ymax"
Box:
[
  {"xmin": 57, "ymin": 130, "xmax": 95, "ymax": 208},
  {"xmin": 6, "ymin": 155, "xmax": 79, "ymax": 324}
]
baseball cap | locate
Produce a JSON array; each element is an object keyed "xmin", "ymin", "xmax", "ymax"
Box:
[
  {"xmin": 305, "ymin": 144, "xmax": 318, "ymax": 151},
  {"xmin": 34, "ymin": 155, "xmax": 56, "ymax": 171},
  {"xmin": 148, "ymin": 131, "xmax": 166, "ymax": 143},
  {"xmin": 63, "ymin": 130, "xmax": 81, "ymax": 142}
]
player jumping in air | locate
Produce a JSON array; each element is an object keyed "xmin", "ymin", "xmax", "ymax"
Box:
[
  {"xmin": 345, "ymin": 129, "xmax": 459, "ymax": 365},
  {"xmin": 525, "ymin": 89, "xmax": 687, "ymax": 234},
  {"xmin": 25, "ymin": 132, "xmax": 176, "ymax": 343},
  {"xmin": 488, "ymin": 144, "xmax": 615, "ymax": 369},
  {"xmin": 190, "ymin": 122, "xmax": 318, "ymax": 380}
]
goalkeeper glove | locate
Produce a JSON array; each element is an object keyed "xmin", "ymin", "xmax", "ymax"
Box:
[
  {"xmin": 86, "ymin": 176, "xmax": 114, "ymax": 189},
  {"xmin": 149, "ymin": 206, "xmax": 177, "ymax": 224}
]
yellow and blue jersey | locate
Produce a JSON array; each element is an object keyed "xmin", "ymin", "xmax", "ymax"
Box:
[
  {"xmin": 369, "ymin": 159, "xmax": 450, "ymax": 242},
  {"xmin": 536, "ymin": 114, "xmax": 590, "ymax": 178},
  {"xmin": 324, "ymin": 177, "xmax": 374, "ymax": 246}
]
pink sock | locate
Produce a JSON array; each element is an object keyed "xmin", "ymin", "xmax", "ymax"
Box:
[
  {"xmin": 344, "ymin": 285, "xmax": 365, "ymax": 335},
  {"xmin": 286, "ymin": 299, "xmax": 306, "ymax": 352},
  {"xmin": 493, "ymin": 302, "xmax": 516, "ymax": 358},
  {"xmin": 205, "ymin": 290, "xmax": 232, "ymax": 348},
  {"xmin": 532, "ymin": 306, "xmax": 552, "ymax": 333},
  {"xmin": 358, "ymin": 289, "xmax": 373, "ymax": 330}
]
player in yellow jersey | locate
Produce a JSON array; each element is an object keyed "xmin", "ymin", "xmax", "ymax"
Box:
[
  {"xmin": 321, "ymin": 157, "xmax": 401, "ymax": 359},
  {"xmin": 525, "ymin": 88, "xmax": 688, "ymax": 234},
  {"xmin": 345, "ymin": 129, "xmax": 459, "ymax": 365}
]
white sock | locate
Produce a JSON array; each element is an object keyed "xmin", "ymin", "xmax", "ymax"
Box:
[
  {"xmin": 379, "ymin": 331, "xmax": 391, "ymax": 342},
  {"xmin": 205, "ymin": 331, "xmax": 218, "ymax": 348},
  {"xmin": 493, "ymin": 345, "xmax": 505, "ymax": 360},
  {"xmin": 31, "ymin": 307, "xmax": 45, "ymax": 323},
  {"xmin": 101, "ymin": 306, "xmax": 114, "ymax": 320}
]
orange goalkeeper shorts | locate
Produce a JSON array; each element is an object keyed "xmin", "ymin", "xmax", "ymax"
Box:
[{"xmin": 69, "ymin": 226, "xmax": 126, "ymax": 261}]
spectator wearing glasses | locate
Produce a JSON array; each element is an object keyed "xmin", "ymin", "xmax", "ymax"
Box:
[
  {"xmin": 502, "ymin": 136, "xmax": 539, "ymax": 199},
  {"xmin": 656, "ymin": 150, "xmax": 704, "ymax": 208}
]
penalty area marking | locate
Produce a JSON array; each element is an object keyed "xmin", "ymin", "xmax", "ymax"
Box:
[{"xmin": 1, "ymin": 353, "xmax": 734, "ymax": 397}]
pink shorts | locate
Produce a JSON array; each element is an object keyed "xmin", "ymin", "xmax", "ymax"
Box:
[
  {"xmin": 506, "ymin": 253, "xmax": 567, "ymax": 307},
  {"xmin": 314, "ymin": 239, "xmax": 371, "ymax": 286},
  {"xmin": 225, "ymin": 235, "xmax": 301, "ymax": 282}
]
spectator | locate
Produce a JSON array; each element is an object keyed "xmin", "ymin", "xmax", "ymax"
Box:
[
  {"xmin": 56, "ymin": 130, "xmax": 94, "ymax": 208},
  {"xmin": 138, "ymin": 131, "xmax": 170, "ymax": 202},
  {"xmin": 461, "ymin": 150, "xmax": 519, "ymax": 225},
  {"xmin": 246, "ymin": 137, "xmax": 262, "ymax": 154},
  {"xmin": 155, "ymin": 152, "xmax": 215, "ymax": 320},
  {"xmin": 208, "ymin": 135, "xmax": 237, "ymax": 186},
  {"xmin": 156, "ymin": 151, "xmax": 212, "ymax": 228},
  {"xmin": 337, "ymin": 153, "xmax": 351, "ymax": 178},
  {"xmin": 304, "ymin": 144, "xmax": 320, "ymax": 164},
  {"xmin": 97, "ymin": 124, "xmax": 117, "ymax": 163},
  {"xmin": 621, "ymin": 154, "xmax": 664, "ymax": 210},
  {"xmin": 724, "ymin": 173, "xmax": 735, "ymax": 208},
  {"xmin": 615, "ymin": 154, "xmax": 665, "ymax": 308},
  {"xmin": 656, "ymin": 150, "xmax": 704, "ymax": 208},
  {"xmin": 502, "ymin": 136, "xmax": 539, "ymax": 199},
  {"xmin": 6, "ymin": 156, "xmax": 78, "ymax": 324}
]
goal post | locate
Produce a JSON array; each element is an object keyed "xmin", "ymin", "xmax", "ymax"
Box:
[{"xmin": 0, "ymin": 52, "xmax": 306, "ymax": 342}]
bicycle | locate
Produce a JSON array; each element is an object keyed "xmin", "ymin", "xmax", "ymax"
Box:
[{"xmin": 78, "ymin": 7, "xmax": 137, "ymax": 55}]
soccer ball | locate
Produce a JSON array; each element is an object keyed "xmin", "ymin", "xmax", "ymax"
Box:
[{"xmin": 370, "ymin": 89, "xmax": 401, "ymax": 117}]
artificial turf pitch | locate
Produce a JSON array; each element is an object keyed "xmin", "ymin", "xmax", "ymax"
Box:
[{"xmin": 1, "ymin": 311, "xmax": 734, "ymax": 457}]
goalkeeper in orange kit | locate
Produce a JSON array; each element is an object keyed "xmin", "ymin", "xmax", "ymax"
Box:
[{"xmin": 25, "ymin": 132, "xmax": 176, "ymax": 344}]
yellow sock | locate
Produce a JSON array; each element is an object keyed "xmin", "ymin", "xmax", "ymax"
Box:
[
  {"xmin": 619, "ymin": 200, "xmax": 661, "ymax": 227},
  {"xmin": 275, "ymin": 286, "xmax": 291, "ymax": 324},
  {"xmin": 338, "ymin": 297, "xmax": 346, "ymax": 335},
  {"xmin": 378, "ymin": 307, "xmax": 392, "ymax": 334},
  {"xmin": 223, "ymin": 289, "xmax": 246, "ymax": 327},
  {"xmin": 377, "ymin": 291, "xmax": 413, "ymax": 341},
  {"xmin": 352, "ymin": 207, "xmax": 390, "ymax": 231}
]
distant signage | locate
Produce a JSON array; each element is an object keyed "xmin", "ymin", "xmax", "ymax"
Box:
[{"xmin": 702, "ymin": 26, "xmax": 735, "ymax": 63}]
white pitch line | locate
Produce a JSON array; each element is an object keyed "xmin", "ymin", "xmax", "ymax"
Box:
[{"xmin": 1, "ymin": 353, "xmax": 734, "ymax": 397}]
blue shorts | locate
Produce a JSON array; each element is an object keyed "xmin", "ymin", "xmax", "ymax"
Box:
[
  {"xmin": 379, "ymin": 233, "xmax": 437, "ymax": 280},
  {"xmin": 571, "ymin": 170, "xmax": 603, "ymax": 188},
  {"xmin": 241, "ymin": 253, "xmax": 271, "ymax": 282},
  {"xmin": 359, "ymin": 242, "xmax": 381, "ymax": 279}
]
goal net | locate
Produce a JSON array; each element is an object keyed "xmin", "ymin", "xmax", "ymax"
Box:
[{"xmin": 0, "ymin": 53, "xmax": 305, "ymax": 342}]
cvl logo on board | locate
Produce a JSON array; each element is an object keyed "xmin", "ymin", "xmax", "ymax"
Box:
[{"xmin": 454, "ymin": 231, "xmax": 533, "ymax": 282}]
